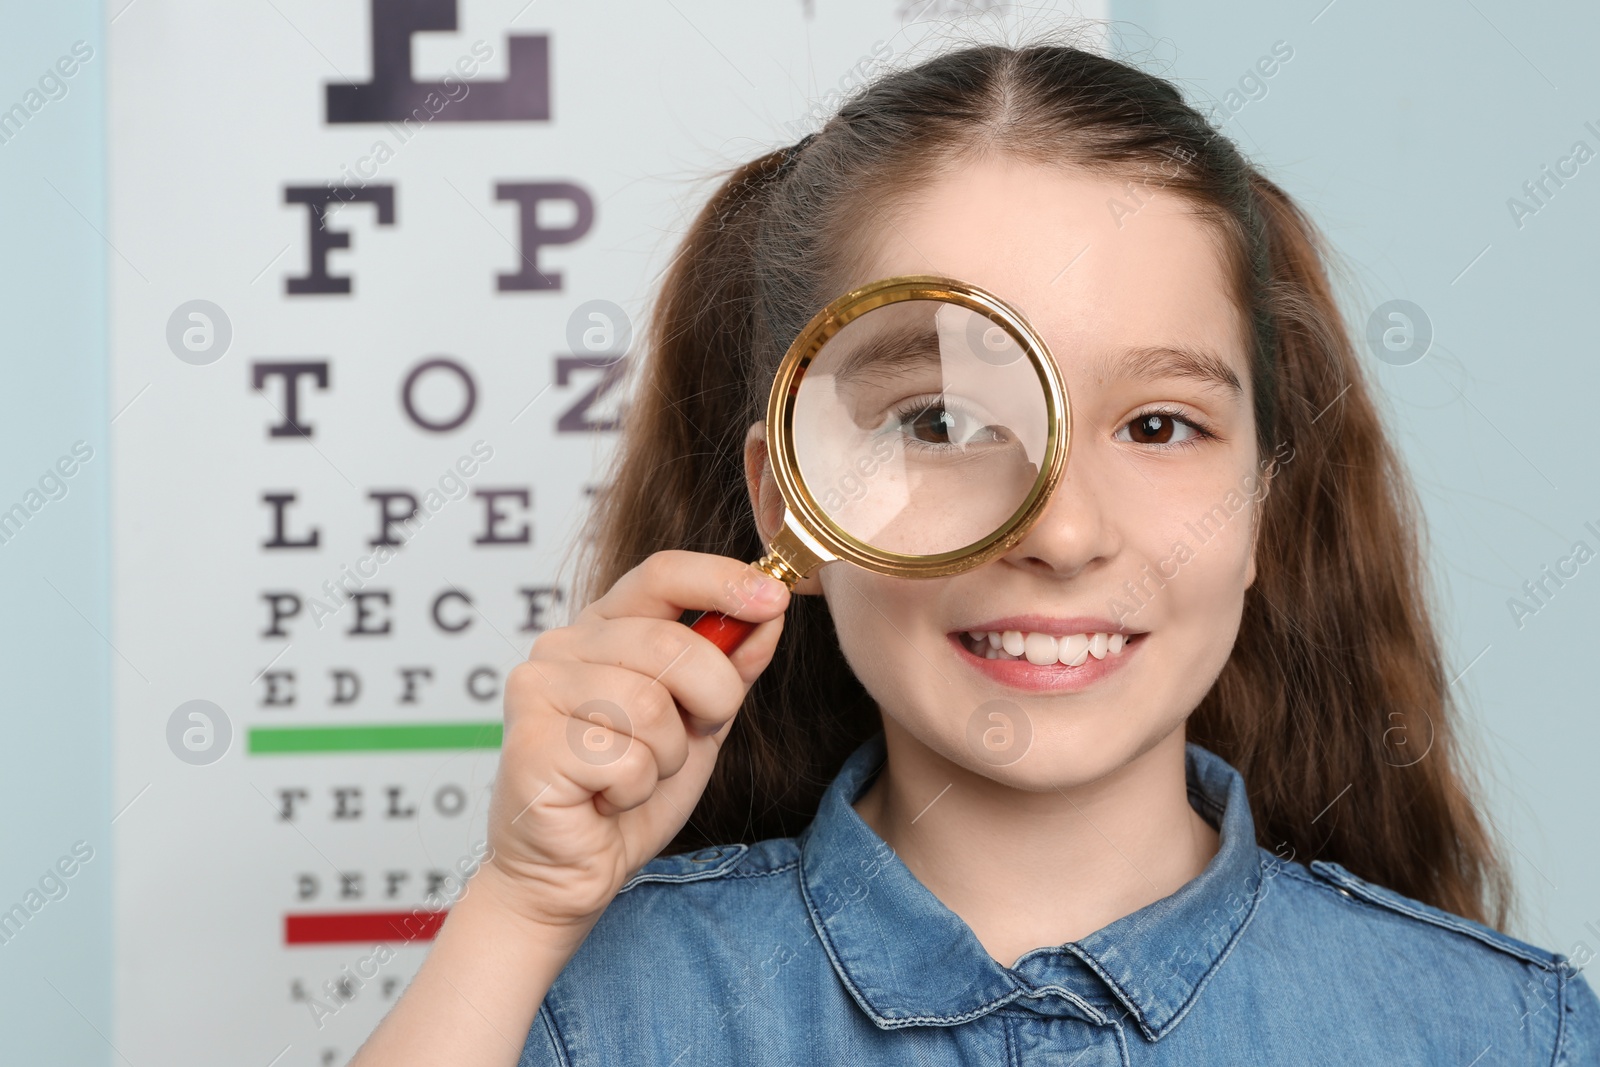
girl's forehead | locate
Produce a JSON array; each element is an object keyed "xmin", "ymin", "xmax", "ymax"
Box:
[{"xmin": 846, "ymin": 158, "xmax": 1251, "ymax": 374}]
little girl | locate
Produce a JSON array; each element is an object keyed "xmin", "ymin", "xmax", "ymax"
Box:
[{"xmin": 352, "ymin": 41, "xmax": 1598, "ymax": 1066}]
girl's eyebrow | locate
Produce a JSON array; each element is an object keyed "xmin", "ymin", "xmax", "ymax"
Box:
[
  {"xmin": 831, "ymin": 323, "xmax": 942, "ymax": 384},
  {"xmin": 1103, "ymin": 343, "xmax": 1244, "ymax": 396}
]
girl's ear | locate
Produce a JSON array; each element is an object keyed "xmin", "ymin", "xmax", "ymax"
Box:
[{"xmin": 743, "ymin": 421, "xmax": 823, "ymax": 596}]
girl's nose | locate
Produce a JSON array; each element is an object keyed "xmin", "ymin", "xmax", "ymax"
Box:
[{"xmin": 1001, "ymin": 436, "xmax": 1121, "ymax": 579}]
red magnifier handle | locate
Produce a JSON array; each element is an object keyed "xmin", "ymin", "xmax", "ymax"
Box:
[{"xmin": 688, "ymin": 610, "xmax": 760, "ymax": 655}]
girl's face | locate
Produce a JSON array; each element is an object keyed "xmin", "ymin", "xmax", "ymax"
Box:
[{"xmin": 752, "ymin": 158, "xmax": 1265, "ymax": 790}]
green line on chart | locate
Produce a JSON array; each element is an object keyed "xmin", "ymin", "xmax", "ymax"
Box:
[{"xmin": 249, "ymin": 722, "xmax": 504, "ymax": 755}]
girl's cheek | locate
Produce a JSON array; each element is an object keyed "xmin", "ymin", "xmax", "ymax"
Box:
[
  {"xmin": 1151, "ymin": 509, "xmax": 1258, "ymax": 636},
  {"xmin": 818, "ymin": 568, "xmax": 942, "ymax": 693},
  {"xmin": 1107, "ymin": 469, "xmax": 1259, "ymax": 623},
  {"xmin": 818, "ymin": 568, "xmax": 891, "ymax": 668}
]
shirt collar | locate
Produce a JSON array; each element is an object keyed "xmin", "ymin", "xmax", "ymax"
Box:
[{"xmin": 797, "ymin": 731, "xmax": 1265, "ymax": 1041}]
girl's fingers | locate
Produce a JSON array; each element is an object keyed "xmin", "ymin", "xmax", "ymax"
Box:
[
  {"xmin": 505, "ymin": 660, "xmax": 695, "ymax": 784},
  {"xmin": 509, "ymin": 714, "xmax": 661, "ymax": 814},
  {"xmin": 479, "ymin": 549, "xmax": 798, "ymax": 931},
  {"xmin": 583, "ymin": 550, "xmax": 790, "ymax": 624},
  {"xmin": 532, "ymin": 616, "xmax": 749, "ymax": 736}
]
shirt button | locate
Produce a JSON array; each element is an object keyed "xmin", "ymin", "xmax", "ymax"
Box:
[
  {"xmin": 1337, "ymin": 888, "xmax": 1352, "ymax": 898},
  {"xmin": 690, "ymin": 847, "xmax": 726, "ymax": 863}
]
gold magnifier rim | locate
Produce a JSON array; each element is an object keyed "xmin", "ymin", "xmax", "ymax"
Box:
[{"xmin": 765, "ymin": 274, "xmax": 1071, "ymax": 580}]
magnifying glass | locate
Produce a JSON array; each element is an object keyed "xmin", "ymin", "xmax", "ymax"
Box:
[{"xmin": 688, "ymin": 274, "xmax": 1072, "ymax": 653}]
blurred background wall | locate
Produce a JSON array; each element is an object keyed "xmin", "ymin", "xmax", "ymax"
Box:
[
  {"xmin": 0, "ymin": 2, "xmax": 110, "ymax": 1063},
  {"xmin": 1, "ymin": 1, "xmax": 1594, "ymax": 1063}
]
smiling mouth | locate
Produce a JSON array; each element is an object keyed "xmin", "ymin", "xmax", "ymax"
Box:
[{"xmin": 957, "ymin": 628, "xmax": 1145, "ymax": 666}]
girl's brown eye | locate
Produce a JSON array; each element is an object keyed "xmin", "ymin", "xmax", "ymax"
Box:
[
  {"xmin": 909, "ymin": 405, "xmax": 958, "ymax": 444},
  {"xmin": 1128, "ymin": 413, "xmax": 1175, "ymax": 444}
]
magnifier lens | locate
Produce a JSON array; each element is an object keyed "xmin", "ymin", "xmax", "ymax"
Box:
[{"xmin": 791, "ymin": 298, "xmax": 1050, "ymax": 558}]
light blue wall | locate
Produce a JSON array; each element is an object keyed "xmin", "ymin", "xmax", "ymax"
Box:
[
  {"xmin": 0, "ymin": 2, "xmax": 111, "ymax": 1063},
  {"xmin": 1112, "ymin": 1, "xmax": 1600, "ymax": 953}
]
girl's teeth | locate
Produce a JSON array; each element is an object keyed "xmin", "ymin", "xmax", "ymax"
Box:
[
  {"xmin": 963, "ymin": 630, "xmax": 1132, "ymax": 665},
  {"xmin": 1058, "ymin": 633, "xmax": 1090, "ymax": 666},
  {"xmin": 1023, "ymin": 632, "xmax": 1058, "ymax": 665}
]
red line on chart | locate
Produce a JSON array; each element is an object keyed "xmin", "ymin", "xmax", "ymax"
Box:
[{"xmin": 284, "ymin": 909, "xmax": 448, "ymax": 945}]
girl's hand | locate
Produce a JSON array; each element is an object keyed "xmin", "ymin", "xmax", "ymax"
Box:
[{"xmin": 477, "ymin": 550, "xmax": 791, "ymax": 932}]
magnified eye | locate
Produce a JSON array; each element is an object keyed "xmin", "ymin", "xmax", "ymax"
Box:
[
  {"xmin": 907, "ymin": 404, "xmax": 966, "ymax": 445},
  {"xmin": 888, "ymin": 395, "xmax": 1006, "ymax": 449},
  {"xmin": 1117, "ymin": 410, "xmax": 1205, "ymax": 447}
]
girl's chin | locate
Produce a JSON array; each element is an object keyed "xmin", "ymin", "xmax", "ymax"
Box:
[{"xmin": 904, "ymin": 686, "xmax": 1195, "ymax": 791}]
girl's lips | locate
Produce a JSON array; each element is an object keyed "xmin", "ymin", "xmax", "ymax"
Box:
[{"xmin": 946, "ymin": 631, "xmax": 1145, "ymax": 692}]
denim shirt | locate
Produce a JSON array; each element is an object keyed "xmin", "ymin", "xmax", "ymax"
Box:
[{"xmin": 518, "ymin": 732, "xmax": 1599, "ymax": 1065}]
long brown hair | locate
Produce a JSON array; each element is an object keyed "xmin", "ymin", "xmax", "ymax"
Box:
[{"xmin": 569, "ymin": 42, "xmax": 1511, "ymax": 928}]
